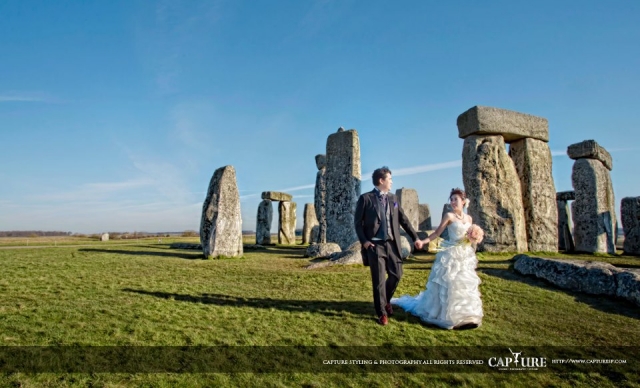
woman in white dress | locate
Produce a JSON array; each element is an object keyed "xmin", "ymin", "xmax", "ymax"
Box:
[{"xmin": 391, "ymin": 188, "xmax": 483, "ymax": 329}]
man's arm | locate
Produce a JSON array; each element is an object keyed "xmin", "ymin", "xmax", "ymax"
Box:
[{"xmin": 354, "ymin": 195, "xmax": 368, "ymax": 245}]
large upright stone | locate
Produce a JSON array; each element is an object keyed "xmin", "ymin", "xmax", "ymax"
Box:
[
  {"xmin": 462, "ymin": 135, "xmax": 528, "ymax": 252},
  {"xmin": 278, "ymin": 201, "xmax": 297, "ymax": 245},
  {"xmin": 325, "ymin": 128, "xmax": 361, "ymax": 250},
  {"xmin": 440, "ymin": 203, "xmax": 453, "ymax": 240},
  {"xmin": 418, "ymin": 204, "xmax": 432, "ymax": 231},
  {"xmin": 262, "ymin": 191, "xmax": 293, "ymax": 201},
  {"xmin": 571, "ymin": 158, "xmax": 616, "ymax": 254},
  {"xmin": 509, "ymin": 138, "xmax": 558, "ymax": 252},
  {"xmin": 256, "ymin": 200, "xmax": 273, "ymax": 245},
  {"xmin": 557, "ymin": 199, "xmax": 575, "ymax": 252},
  {"xmin": 621, "ymin": 197, "xmax": 640, "ymax": 255},
  {"xmin": 314, "ymin": 154, "xmax": 327, "ymax": 243},
  {"xmin": 302, "ymin": 203, "xmax": 319, "ymax": 244},
  {"xmin": 396, "ymin": 188, "xmax": 419, "ymax": 231},
  {"xmin": 568, "ymin": 140, "xmax": 612, "ymax": 171},
  {"xmin": 200, "ymin": 166, "xmax": 243, "ymax": 258},
  {"xmin": 457, "ymin": 106, "xmax": 549, "ymax": 142}
]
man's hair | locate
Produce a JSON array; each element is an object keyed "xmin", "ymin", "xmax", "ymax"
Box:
[
  {"xmin": 372, "ymin": 166, "xmax": 392, "ymax": 186},
  {"xmin": 449, "ymin": 187, "xmax": 466, "ymax": 200}
]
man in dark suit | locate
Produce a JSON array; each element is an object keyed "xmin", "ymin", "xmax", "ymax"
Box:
[{"xmin": 354, "ymin": 166, "xmax": 422, "ymax": 326}]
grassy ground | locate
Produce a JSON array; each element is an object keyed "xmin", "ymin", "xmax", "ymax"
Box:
[{"xmin": 0, "ymin": 239, "xmax": 639, "ymax": 387}]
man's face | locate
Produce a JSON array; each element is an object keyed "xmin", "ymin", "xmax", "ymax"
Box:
[{"xmin": 378, "ymin": 173, "xmax": 392, "ymax": 193}]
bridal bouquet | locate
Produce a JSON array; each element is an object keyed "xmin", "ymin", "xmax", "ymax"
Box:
[{"xmin": 465, "ymin": 224, "xmax": 484, "ymax": 245}]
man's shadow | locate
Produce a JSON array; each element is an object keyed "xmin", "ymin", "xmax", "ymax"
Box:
[{"xmin": 122, "ymin": 289, "xmax": 373, "ymax": 318}]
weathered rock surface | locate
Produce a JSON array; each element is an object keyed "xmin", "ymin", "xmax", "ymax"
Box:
[
  {"xmin": 457, "ymin": 106, "xmax": 549, "ymax": 142},
  {"xmin": 305, "ymin": 242, "xmax": 342, "ymax": 258},
  {"xmin": 621, "ymin": 197, "xmax": 640, "ymax": 255},
  {"xmin": 556, "ymin": 191, "xmax": 575, "ymax": 201},
  {"xmin": 101, "ymin": 233, "xmax": 109, "ymax": 242},
  {"xmin": 310, "ymin": 225, "xmax": 319, "ymax": 244},
  {"xmin": 200, "ymin": 165, "xmax": 243, "ymax": 258},
  {"xmin": 325, "ymin": 128, "xmax": 361, "ymax": 250},
  {"xmin": 262, "ymin": 191, "xmax": 293, "ymax": 202},
  {"xmin": 567, "ymin": 140, "xmax": 613, "ymax": 171},
  {"xmin": 314, "ymin": 154, "xmax": 327, "ymax": 243},
  {"xmin": 509, "ymin": 138, "xmax": 558, "ymax": 252},
  {"xmin": 440, "ymin": 203, "xmax": 453, "ymax": 240},
  {"xmin": 315, "ymin": 154, "xmax": 326, "ymax": 170},
  {"xmin": 557, "ymin": 199, "xmax": 575, "ymax": 252},
  {"xmin": 571, "ymin": 158, "xmax": 616, "ymax": 254},
  {"xmin": 396, "ymin": 188, "xmax": 419, "ymax": 231},
  {"xmin": 462, "ymin": 135, "xmax": 528, "ymax": 252},
  {"xmin": 302, "ymin": 203, "xmax": 319, "ymax": 244},
  {"xmin": 278, "ymin": 201, "xmax": 297, "ymax": 245},
  {"xmin": 256, "ymin": 199, "xmax": 273, "ymax": 245},
  {"xmin": 514, "ymin": 254, "xmax": 640, "ymax": 307},
  {"xmin": 418, "ymin": 204, "xmax": 432, "ymax": 231}
]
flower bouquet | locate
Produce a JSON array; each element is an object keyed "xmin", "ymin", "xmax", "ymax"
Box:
[{"xmin": 465, "ymin": 224, "xmax": 484, "ymax": 246}]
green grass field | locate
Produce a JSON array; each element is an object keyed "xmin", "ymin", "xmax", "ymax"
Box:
[{"xmin": 1, "ymin": 237, "xmax": 639, "ymax": 387}]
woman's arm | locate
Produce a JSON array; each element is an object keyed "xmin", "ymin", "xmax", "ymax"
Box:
[{"xmin": 421, "ymin": 212, "xmax": 453, "ymax": 245}]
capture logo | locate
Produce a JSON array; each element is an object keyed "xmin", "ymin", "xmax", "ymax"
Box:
[{"xmin": 488, "ymin": 348, "xmax": 547, "ymax": 371}]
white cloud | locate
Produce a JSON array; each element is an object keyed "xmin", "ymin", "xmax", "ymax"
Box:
[{"xmin": 0, "ymin": 92, "xmax": 59, "ymax": 103}]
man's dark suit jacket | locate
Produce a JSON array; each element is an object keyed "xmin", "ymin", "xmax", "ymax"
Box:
[{"xmin": 354, "ymin": 189, "xmax": 419, "ymax": 266}]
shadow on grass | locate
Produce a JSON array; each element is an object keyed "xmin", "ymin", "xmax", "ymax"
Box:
[
  {"xmin": 79, "ymin": 248, "xmax": 203, "ymax": 260},
  {"xmin": 122, "ymin": 289, "xmax": 373, "ymax": 318},
  {"xmin": 480, "ymin": 268, "xmax": 640, "ymax": 320}
]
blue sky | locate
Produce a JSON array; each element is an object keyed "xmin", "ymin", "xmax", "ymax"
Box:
[{"xmin": 1, "ymin": 0, "xmax": 639, "ymax": 234}]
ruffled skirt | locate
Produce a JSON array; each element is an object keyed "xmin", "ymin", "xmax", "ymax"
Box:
[{"xmin": 391, "ymin": 243, "xmax": 483, "ymax": 329}]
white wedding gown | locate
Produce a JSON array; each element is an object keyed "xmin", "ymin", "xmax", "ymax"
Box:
[{"xmin": 391, "ymin": 221, "xmax": 483, "ymax": 329}]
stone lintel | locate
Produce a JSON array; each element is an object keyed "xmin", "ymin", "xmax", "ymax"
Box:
[
  {"xmin": 556, "ymin": 191, "xmax": 576, "ymax": 201},
  {"xmin": 457, "ymin": 105, "xmax": 549, "ymax": 142},
  {"xmin": 262, "ymin": 191, "xmax": 293, "ymax": 201},
  {"xmin": 567, "ymin": 140, "xmax": 612, "ymax": 171}
]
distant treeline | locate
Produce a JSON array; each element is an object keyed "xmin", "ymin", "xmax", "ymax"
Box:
[{"xmin": 0, "ymin": 231, "xmax": 72, "ymax": 237}]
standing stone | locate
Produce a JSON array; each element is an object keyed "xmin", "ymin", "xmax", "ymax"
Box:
[
  {"xmin": 256, "ymin": 200, "xmax": 273, "ymax": 245},
  {"xmin": 557, "ymin": 199, "xmax": 575, "ymax": 252},
  {"xmin": 278, "ymin": 201, "xmax": 297, "ymax": 245},
  {"xmin": 509, "ymin": 138, "xmax": 558, "ymax": 252},
  {"xmin": 302, "ymin": 203, "xmax": 319, "ymax": 244},
  {"xmin": 396, "ymin": 188, "xmax": 420, "ymax": 231},
  {"xmin": 200, "ymin": 165, "xmax": 243, "ymax": 258},
  {"xmin": 310, "ymin": 225, "xmax": 320, "ymax": 244},
  {"xmin": 440, "ymin": 203, "xmax": 453, "ymax": 240},
  {"xmin": 621, "ymin": 197, "xmax": 640, "ymax": 255},
  {"xmin": 418, "ymin": 203, "xmax": 432, "ymax": 231},
  {"xmin": 325, "ymin": 128, "xmax": 361, "ymax": 250},
  {"xmin": 462, "ymin": 135, "xmax": 528, "ymax": 252},
  {"xmin": 571, "ymin": 157, "xmax": 616, "ymax": 254},
  {"xmin": 314, "ymin": 154, "xmax": 327, "ymax": 243},
  {"xmin": 101, "ymin": 233, "xmax": 109, "ymax": 242}
]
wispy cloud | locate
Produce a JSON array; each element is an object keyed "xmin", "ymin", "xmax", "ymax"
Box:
[
  {"xmin": 0, "ymin": 92, "xmax": 59, "ymax": 103},
  {"xmin": 28, "ymin": 179, "xmax": 154, "ymax": 202}
]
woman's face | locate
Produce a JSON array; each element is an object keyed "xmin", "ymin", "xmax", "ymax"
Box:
[{"xmin": 450, "ymin": 194, "xmax": 464, "ymax": 211}]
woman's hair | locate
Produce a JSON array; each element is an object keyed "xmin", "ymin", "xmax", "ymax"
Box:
[{"xmin": 449, "ymin": 188, "xmax": 466, "ymax": 200}]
